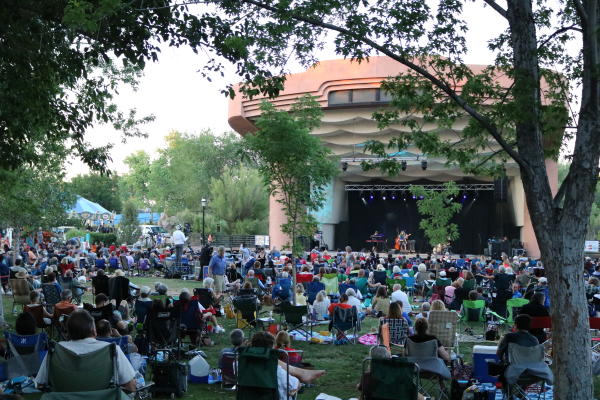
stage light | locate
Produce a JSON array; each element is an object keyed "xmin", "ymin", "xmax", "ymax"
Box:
[
  {"xmin": 401, "ymin": 161, "xmax": 407, "ymax": 171},
  {"xmin": 369, "ymin": 191, "xmax": 374, "ymax": 200},
  {"xmin": 412, "ymin": 195, "xmax": 417, "ymax": 200},
  {"xmin": 419, "ymin": 195, "xmax": 424, "ymax": 200},
  {"xmin": 421, "ymin": 160, "xmax": 428, "ymax": 170},
  {"xmin": 463, "ymin": 193, "xmax": 468, "ymax": 199},
  {"xmin": 341, "ymin": 161, "xmax": 348, "ymax": 171},
  {"xmin": 391, "ymin": 192, "xmax": 396, "ymax": 200},
  {"xmin": 382, "ymin": 194, "xmax": 387, "ymax": 200}
]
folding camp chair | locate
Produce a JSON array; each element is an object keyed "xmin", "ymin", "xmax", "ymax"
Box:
[
  {"xmin": 379, "ymin": 317, "xmax": 409, "ymax": 348},
  {"xmin": 83, "ymin": 303, "xmax": 116, "ymax": 325},
  {"xmin": 220, "ymin": 351, "xmax": 237, "ymax": 389},
  {"xmin": 41, "ymin": 284, "xmax": 61, "ymax": 313},
  {"xmin": 386, "ymin": 278, "xmax": 405, "ymax": 294},
  {"xmin": 372, "ymin": 271, "xmax": 387, "ymax": 286},
  {"xmin": 281, "ymin": 303, "xmax": 312, "ymax": 340},
  {"xmin": 404, "ymin": 276, "xmax": 416, "ymax": 296},
  {"xmin": 233, "ymin": 294, "xmax": 260, "ymax": 332},
  {"xmin": 460, "ymin": 299, "xmax": 486, "ymax": 332},
  {"xmin": 505, "ymin": 343, "xmax": 553, "ymax": 400},
  {"xmin": 194, "ymin": 288, "xmax": 216, "ymax": 309},
  {"xmin": 405, "ymin": 339, "xmax": 450, "ymax": 400},
  {"xmin": 361, "ymin": 356, "xmax": 420, "ymax": 400},
  {"xmin": 40, "ymin": 342, "xmax": 129, "ymax": 400},
  {"xmin": 171, "ymin": 299, "xmax": 207, "ymax": 346},
  {"xmin": 428, "ymin": 310, "xmax": 459, "ymax": 357},
  {"xmin": 330, "ymin": 305, "xmax": 359, "ymax": 344},
  {"xmin": 236, "ymin": 347, "xmax": 292, "ymax": 400},
  {"xmin": 321, "ymin": 273, "xmax": 339, "ymax": 296},
  {"xmin": 145, "ymin": 307, "xmax": 179, "ymax": 351},
  {"xmin": 97, "ymin": 336, "xmax": 130, "ymax": 361},
  {"xmin": 506, "ymin": 298, "xmax": 530, "ymax": 324},
  {"xmin": 307, "ymin": 281, "xmax": 325, "ymax": 304},
  {"xmin": 4, "ymin": 331, "xmax": 48, "ymax": 379},
  {"xmin": 134, "ymin": 300, "xmax": 153, "ymax": 325},
  {"xmin": 590, "ymin": 317, "xmax": 600, "ymax": 351},
  {"xmin": 9, "ymin": 279, "xmax": 31, "ymax": 314}
]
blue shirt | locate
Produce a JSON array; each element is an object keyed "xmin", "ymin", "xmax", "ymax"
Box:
[{"xmin": 209, "ymin": 254, "xmax": 226, "ymax": 276}]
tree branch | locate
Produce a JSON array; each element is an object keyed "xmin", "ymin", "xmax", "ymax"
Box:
[
  {"xmin": 537, "ymin": 24, "xmax": 582, "ymax": 51},
  {"xmin": 482, "ymin": 0, "xmax": 508, "ymax": 19},
  {"xmin": 235, "ymin": 0, "xmax": 532, "ymax": 175},
  {"xmin": 553, "ymin": 170, "xmax": 569, "ymax": 208}
]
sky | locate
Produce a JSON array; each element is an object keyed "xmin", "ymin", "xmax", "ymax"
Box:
[{"xmin": 67, "ymin": 1, "xmax": 571, "ymax": 178}]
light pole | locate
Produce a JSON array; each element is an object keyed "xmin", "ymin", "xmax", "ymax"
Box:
[{"xmin": 201, "ymin": 198, "xmax": 207, "ymax": 245}]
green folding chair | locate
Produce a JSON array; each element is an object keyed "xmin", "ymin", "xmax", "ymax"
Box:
[
  {"xmin": 322, "ymin": 273, "xmax": 339, "ymax": 296},
  {"xmin": 361, "ymin": 356, "xmax": 420, "ymax": 400},
  {"xmin": 506, "ymin": 298, "xmax": 529, "ymax": 324},
  {"xmin": 41, "ymin": 342, "xmax": 129, "ymax": 400},
  {"xmin": 461, "ymin": 300, "xmax": 486, "ymax": 323},
  {"xmin": 237, "ymin": 347, "xmax": 289, "ymax": 400}
]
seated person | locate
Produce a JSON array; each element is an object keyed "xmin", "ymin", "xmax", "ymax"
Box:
[
  {"xmin": 249, "ymin": 332, "xmax": 325, "ymax": 399},
  {"xmin": 328, "ymin": 293, "xmax": 352, "ymax": 316},
  {"xmin": 388, "ymin": 301, "xmax": 412, "ymax": 327},
  {"xmin": 520, "ymin": 292, "xmax": 549, "ymax": 344},
  {"xmin": 313, "ymin": 291, "xmax": 330, "ymax": 320},
  {"xmin": 218, "ymin": 329, "xmax": 245, "ymax": 369},
  {"xmin": 295, "ymin": 284, "xmax": 307, "ymax": 306},
  {"xmin": 176, "ymin": 290, "xmax": 225, "ymax": 335},
  {"xmin": 414, "ymin": 301, "xmax": 430, "ymax": 320},
  {"xmin": 96, "ymin": 318, "xmax": 120, "ymax": 338},
  {"xmin": 275, "ymin": 330, "xmax": 303, "ymax": 365},
  {"xmin": 25, "ymin": 291, "xmax": 53, "ymax": 327},
  {"xmin": 272, "ymin": 272, "xmax": 292, "ymax": 302},
  {"xmin": 35, "ymin": 309, "xmax": 137, "ymax": 392},
  {"xmin": 245, "ymin": 269, "xmax": 266, "ymax": 292},
  {"xmin": 53, "ymin": 289, "xmax": 77, "ymax": 319},
  {"xmin": 345, "ymin": 288, "xmax": 364, "ymax": 317},
  {"xmin": 92, "ymin": 269, "xmax": 109, "ymax": 296},
  {"xmin": 497, "ymin": 314, "xmax": 539, "ymax": 362},
  {"xmin": 15, "ymin": 311, "xmax": 38, "ymax": 336},
  {"xmin": 408, "ymin": 317, "xmax": 450, "ymax": 362}
]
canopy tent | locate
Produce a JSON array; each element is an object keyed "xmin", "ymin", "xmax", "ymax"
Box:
[
  {"xmin": 113, "ymin": 212, "xmax": 161, "ymax": 225},
  {"xmin": 67, "ymin": 196, "xmax": 112, "ymax": 220}
]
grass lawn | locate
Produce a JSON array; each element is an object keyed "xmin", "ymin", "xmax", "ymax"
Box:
[{"xmin": 3, "ymin": 276, "xmax": 598, "ymax": 399}]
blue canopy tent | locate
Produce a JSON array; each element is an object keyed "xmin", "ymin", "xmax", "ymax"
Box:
[
  {"xmin": 66, "ymin": 196, "xmax": 113, "ymax": 225},
  {"xmin": 113, "ymin": 212, "xmax": 161, "ymax": 225}
]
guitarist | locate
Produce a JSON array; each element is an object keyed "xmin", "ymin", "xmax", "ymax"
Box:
[{"xmin": 395, "ymin": 230, "xmax": 412, "ymax": 251}]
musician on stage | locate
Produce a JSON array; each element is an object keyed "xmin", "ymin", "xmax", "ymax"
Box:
[{"xmin": 394, "ymin": 230, "xmax": 411, "ymax": 251}]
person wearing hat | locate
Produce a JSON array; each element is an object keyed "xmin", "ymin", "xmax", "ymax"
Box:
[{"xmin": 15, "ymin": 270, "xmax": 36, "ymax": 291}]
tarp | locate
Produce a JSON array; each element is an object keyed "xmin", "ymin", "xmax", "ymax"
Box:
[{"xmin": 113, "ymin": 212, "xmax": 161, "ymax": 225}]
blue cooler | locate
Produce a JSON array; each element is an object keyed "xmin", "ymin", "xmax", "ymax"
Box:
[{"xmin": 473, "ymin": 345, "xmax": 499, "ymax": 383}]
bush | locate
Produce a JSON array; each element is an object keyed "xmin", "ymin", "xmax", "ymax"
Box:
[
  {"xmin": 89, "ymin": 232, "xmax": 117, "ymax": 245},
  {"xmin": 65, "ymin": 229, "xmax": 87, "ymax": 240}
]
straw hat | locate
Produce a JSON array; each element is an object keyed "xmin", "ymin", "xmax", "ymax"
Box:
[{"xmin": 15, "ymin": 270, "xmax": 28, "ymax": 279}]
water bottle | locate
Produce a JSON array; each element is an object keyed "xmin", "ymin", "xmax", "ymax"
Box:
[{"xmin": 266, "ymin": 276, "xmax": 272, "ymax": 285}]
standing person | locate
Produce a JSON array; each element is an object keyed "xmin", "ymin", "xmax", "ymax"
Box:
[
  {"xmin": 239, "ymin": 243, "xmax": 251, "ymax": 263},
  {"xmin": 172, "ymin": 225, "xmax": 187, "ymax": 265},
  {"xmin": 209, "ymin": 246, "xmax": 226, "ymax": 295}
]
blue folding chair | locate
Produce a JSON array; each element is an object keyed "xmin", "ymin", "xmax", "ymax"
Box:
[
  {"xmin": 97, "ymin": 335, "xmax": 130, "ymax": 361},
  {"xmin": 404, "ymin": 276, "xmax": 416, "ymax": 296},
  {"xmin": 4, "ymin": 332, "xmax": 48, "ymax": 378}
]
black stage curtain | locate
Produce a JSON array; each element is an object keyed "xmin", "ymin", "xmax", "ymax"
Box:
[{"xmin": 346, "ymin": 190, "xmax": 505, "ymax": 254}]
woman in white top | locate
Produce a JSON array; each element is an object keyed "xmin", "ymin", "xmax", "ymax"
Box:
[
  {"xmin": 312, "ymin": 290, "xmax": 330, "ymax": 320},
  {"xmin": 345, "ymin": 288, "xmax": 363, "ymax": 313}
]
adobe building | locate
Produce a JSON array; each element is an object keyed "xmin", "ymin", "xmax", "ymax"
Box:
[{"xmin": 228, "ymin": 56, "xmax": 558, "ymax": 258}]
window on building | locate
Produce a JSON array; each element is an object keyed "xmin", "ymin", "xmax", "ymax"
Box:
[
  {"xmin": 328, "ymin": 90, "xmax": 352, "ymax": 105},
  {"xmin": 327, "ymin": 88, "xmax": 392, "ymax": 106}
]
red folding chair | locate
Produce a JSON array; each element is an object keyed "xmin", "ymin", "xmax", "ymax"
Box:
[
  {"xmin": 531, "ymin": 316, "xmax": 553, "ymax": 361},
  {"xmin": 590, "ymin": 317, "xmax": 600, "ymax": 350}
]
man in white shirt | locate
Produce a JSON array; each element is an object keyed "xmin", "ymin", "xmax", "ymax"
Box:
[
  {"xmin": 345, "ymin": 288, "xmax": 363, "ymax": 313},
  {"xmin": 35, "ymin": 309, "xmax": 136, "ymax": 391},
  {"xmin": 391, "ymin": 283, "xmax": 412, "ymax": 314},
  {"xmin": 172, "ymin": 225, "xmax": 187, "ymax": 265}
]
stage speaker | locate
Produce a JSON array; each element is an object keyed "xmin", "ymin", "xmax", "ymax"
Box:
[{"xmin": 494, "ymin": 177, "xmax": 508, "ymax": 202}]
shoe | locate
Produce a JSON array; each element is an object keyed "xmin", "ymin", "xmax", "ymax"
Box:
[{"xmin": 214, "ymin": 326, "xmax": 225, "ymax": 333}]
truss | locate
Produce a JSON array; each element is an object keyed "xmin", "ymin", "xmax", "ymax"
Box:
[{"xmin": 344, "ymin": 183, "xmax": 495, "ymax": 191}]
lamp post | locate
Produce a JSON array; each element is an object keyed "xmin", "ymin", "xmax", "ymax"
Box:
[{"xmin": 201, "ymin": 198, "xmax": 207, "ymax": 245}]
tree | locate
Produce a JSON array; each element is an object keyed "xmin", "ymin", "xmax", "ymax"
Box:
[
  {"xmin": 119, "ymin": 151, "xmax": 153, "ymax": 209},
  {"xmin": 242, "ymin": 96, "xmax": 338, "ymax": 302},
  {"xmin": 0, "ymin": 165, "xmax": 75, "ymax": 260},
  {"xmin": 68, "ymin": 173, "xmax": 122, "ymax": 212},
  {"xmin": 118, "ymin": 201, "xmax": 139, "ymax": 245},
  {"xmin": 184, "ymin": 0, "xmax": 597, "ymax": 395},
  {"xmin": 209, "ymin": 166, "xmax": 269, "ymax": 235},
  {"xmin": 411, "ymin": 182, "xmax": 462, "ymax": 252}
]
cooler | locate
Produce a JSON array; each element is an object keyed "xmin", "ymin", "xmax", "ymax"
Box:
[{"xmin": 472, "ymin": 345, "xmax": 499, "ymax": 383}]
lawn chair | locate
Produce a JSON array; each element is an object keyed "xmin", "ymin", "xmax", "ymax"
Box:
[
  {"xmin": 405, "ymin": 338, "xmax": 450, "ymax": 400},
  {"xmin": 330, "ymin": 305, "xmax": 359, "ymax": 344},
  {"xmin": 40, "ymin": 342, "xmax": 128, "ymax": 400},
  {"xmin": 236, "ymin": 347, "xmax": 291, "ymax": 400},
  {"xmin": 41, "ymin": 283, "xmax": 61, "ymax": 313},
  {"xmin": 590, "ymin": 317, "xmax": 600, "ymax": 351},
  {"xmin": 24, "ymin": 304, "xmax": 51, "ymax": 330},
  {"xmin": 220, "ymin": 351, "xmax": 237, "ymax": 389},
  {"xmin": 233, "ymin": 294, "xmax": 260, "ymax": 331},
  {"xmin": 307, "ymin": 280, "xmax": 325, "ymax": 304},
  {"xmin": 379, "ymin": 317, "xmax": 409, "ymax": 348},
  {"xmin": 460, "ymin": 300, "xmax": 486, "ymax": 332},
  {"xmin": 145, "ymin": 307, "xmax": 179, "ymax": 351},
  {"xmin": 428, "ymin": 310, "xmax": 459, "ymax": 357},
  {"xmin": 281, "ymin": 303, "xmax": 312, "ymax": 340},
  {"xmin": 97, "ymin": 336, "xmax": 130, "ymax": 361},
  {"xmin": 506, "ymin": 298, "xmax": 530, "ymax": 324},
  {"xmin": 10, "ymin": 278, "xmax": 31, "ymax": 314},
  {"xmin": 505, "ymin": 343, "xmax": 553, "ymax": 400},
  {"xmin": 361, "ymin": 356, "xmax": 420, "ymax": 400},
  {"xmin": 372, "ymin": 271, "xmax": 387, "ymax": 286},
  {"xmin": 171, "ymin": 299, "xmax": 207, "ymax": 346},
  {"xmin": 404, "ymin": 276, "xmax": 416, "ymax": 296},
  {"xmin": 194, "ymin": 288, "xmax": 215, "ymax": 309},
  {"xmin": 108, "ymin": 275, "xmax": 131, "ymax": 305},
  {"xmin": 386, "ymin": 278, "xmax": 405, "ymax": 294},
  {"xmin": 321, "ymin": 273, "xmax": 339, "ymax": 296},
  {"xmin": 4, "ymin": 331, "xmax": 48, "ymax": 379},
  {"xmin": 134, "ymin": 300, "xmax": 153, "ymax": 325},
  {"xmin": 119, "ymin": 255, "xmax": 129, "ymax": 272}
]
